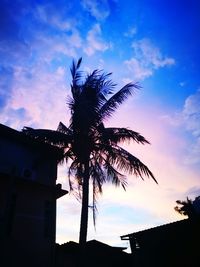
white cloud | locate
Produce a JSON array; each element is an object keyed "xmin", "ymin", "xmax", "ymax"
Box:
[
  {"xmin": 132, "ymin": 39, "xmax": 175, "ymax": 68},
  {"xmin": 84, "ymin": 24, "xmax": 110, "ymax": 56},
  {"xmin": 185, "ymin": 137, "xmax": 200, "ymax": 165},
  {"xmin": 31, "ymin": 6, "xmax": 83, "ymax": 60},
  {"xmin": 161, "ymin": 88, "xmax": 200, "ymax": 165},
  {"xmin": 183, "ymin": 89, "xmax": 200, "ymax": 136},
  {"xmin": 81, "ymin": 0, "xmax": 110, "ymax": 20},
  {"xmin": 122, "ymin": 77, "xmax": 133, "ymax": 84},
  {"xmin": 124, "ymin": 26, "xmax": 137, "ymax": 37},
  {"xmin": 50, "ymin": 17, "xmax": 72, "ymax": 31},
  {"xmin": 35, "ymin": 5, "xmax": 72, "ymax": 31},
  {"xmin": 67, "ymin": 30, "xmax": 83, "ymax": 48},
  {"xmin": 33, "ymin": 30, "xmax": 82, "ymax": 62},
  {"xmin": 124, "ymin": 57, "xmax": 153, "ymax": 80},
  {"xmin": 124, "ymin": 38, "xmax": 175, "ymax": 81},
  {"xmin": 0, "ymin": 64, "xmax": 69, "ymax": 130},
  {"xmin": 182, "ymin": 89, "xmax": 200, "ymax": 164}
]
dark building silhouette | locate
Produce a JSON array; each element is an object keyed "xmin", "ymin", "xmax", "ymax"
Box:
[
  {"xmin": 56, "ymin": 239, "xmax": 132, "ymax": 267},
  {"xmin": 121, "ymin": 219, "xmax": 200, "ymax": 267},
  {"xmin": 0, "ymin": 124, "xmax": 68, "ymax": 267}
]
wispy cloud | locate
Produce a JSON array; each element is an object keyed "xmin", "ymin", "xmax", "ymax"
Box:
[
  {"xmin": 161, "ymin": 88, "xmax": 200, "ymax": 165},
  {"xmin": 124, "ymin": 38, "xmax": 175, "ymax": 80},
  {"xmin": 35, "ymin": 5, "xmax": 72, "ymax": 31},
  {"xmin": 0, "ymin": 4, "xmax": 111, "ymax": 131},
  {"xmin": 84, "ymin": 24, "xmax": 110, "ymax": 56},
  {"xmin": 183, "ymin": 89, "xmax": 200, "ymax": 164},
  {"xmin": 124, "ymin": 26, "xmax": 137, "ymax": 38},
  {"xmin": 132, "ymin": 39, "xmax": 175, "ymax": 68},
  {"xmin": 0, "ymin": 66, "xmax": 14, "ymax": 108},
  {"xmin": 124, "ymin": 58, "xmax": 153, "ymax": 80},
  {"xmin": 33, "ymin": 30, "xmax": 82, "ymax": 62},
  {"xmin": 183, "ymin": 89, "xmax": 200, "ymax": 136},
  {"xmin": 81, "ymin": 0, "xmax": 110, "ymax": 20},
  {"xmin": 0, "ymin": 64, "xmax": 68, "ymax": 130}
]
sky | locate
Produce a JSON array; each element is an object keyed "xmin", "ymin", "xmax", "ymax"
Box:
[{"xmin": 0, "ymin": 0, "xmax": 200, "ymax": 250}]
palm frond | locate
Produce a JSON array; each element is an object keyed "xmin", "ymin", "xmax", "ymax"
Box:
[
  {"xmin": 91, "ymin": 181, "xmax": 98, "ymax": 229},
  {"xmin": 81, "ymin": 70, "xmax": 116, "ymax": 114},
  {"xmin": 22, "ymin": 127, "xmax": 73, "ymax": 147},
  {"xmin": 71, "ymin": 58, "xmax": 82, "ymax": 99},
  {"xmin": 81, "ymin": 70, "xmax": 107, "ymax": 108},
  {"xmin": 102, "ymin": 144, "xmax": 157, "ymax": 183},
  {"xmin": 68, "ymin": 160, "xmax": 84, "ymax": 194},
  {"xmin": 90, "ymin": 160, "xmax": 106, "ymax": 193},
  {"xmin": 174, "ymin": 197, "xmax": 195, "ymax": 217},
  {"xmin": 99, "ymin": 83, "xmax": 140, "ymax": 121},
  {"xmin": 89, "ymin": 158, "xmax": 107, "ymax": 228},
  {"xmin": 57, "ymin": 121, "xmax": 72, "ymax": 134},
  {"xmin": 104, "ymin": 162, "xmax": 127, "ymax": 189},
  {"xmin": 90, "ymin": 150, "xmax": 127, "ymax": 189},
  {"xmin": 70, "ymin": 58, "xmax": 82, "ymax": 81},
  {"xmin": 63, "ymin": 148, "xmax": 75, "ymax": 163},
  {"xmin": 103, "ymin": 127, "xmax": 150, "ymax": 145}
]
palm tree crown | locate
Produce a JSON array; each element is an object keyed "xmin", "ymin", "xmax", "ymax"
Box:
[
  {"xmin": 23, "ymin": 58, "xmax": 156, "ymax": 245},
  {"xmin": 175, "ymin": 196, "xmax": 200, "ymax": 219}
]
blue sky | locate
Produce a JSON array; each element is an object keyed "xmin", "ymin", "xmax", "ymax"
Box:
[{"xmin": 1, "ymin": 0, "xmax": 200, "ymax": 249}]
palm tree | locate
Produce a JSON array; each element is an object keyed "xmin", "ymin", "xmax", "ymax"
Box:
[
  {"xmin": 23, "ymin": 58, "xmax": 157, "ymax": 245},
  {"xmin": 175, "ymin": 196, "xmax": 200, "ymax": 219}
]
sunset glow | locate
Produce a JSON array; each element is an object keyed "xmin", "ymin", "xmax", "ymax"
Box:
[{"xmin": 1, "ymin": 0, "xmax": 200, "ymax": 250}]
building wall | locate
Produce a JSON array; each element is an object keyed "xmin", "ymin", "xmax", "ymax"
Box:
[
  {"xmin": 0, "ymin": 137, "xmax": 57, "ymax": 185},
  {"xmin": 1, "ymin": 177, "xmax": 56, "ymax": 267},
  {"xmin": 0, "ymin": 128, "xmax": 63, "ymax": 267}
]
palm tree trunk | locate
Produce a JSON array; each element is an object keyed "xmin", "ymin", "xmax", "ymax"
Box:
[{"xmin": 79, "ymin": 160, "xmax": 89, "ymax": 246}]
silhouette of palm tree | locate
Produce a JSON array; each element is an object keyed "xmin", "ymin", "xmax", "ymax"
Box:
[
  {"xmin": 23, "ymin": 58, "xmax": 156, "ymax": 245},
  {"xmin": 175, "ymin": 196, "xmax": 200, "ymax": 219}
]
